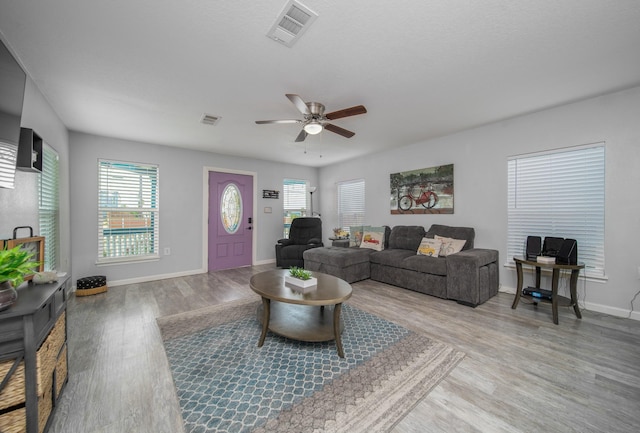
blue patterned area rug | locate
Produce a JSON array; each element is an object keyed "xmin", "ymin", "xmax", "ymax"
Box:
[{"xmin": 157, "ymin": 297, "xmax": 464, "ymax": 433}]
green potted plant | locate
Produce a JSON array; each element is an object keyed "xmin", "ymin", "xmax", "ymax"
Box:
[
  {"xmin": 288, "ymin": 266, "xmax": 312, "ymax": 280},
  {"xmin": 285, "ymin": 266, "xmax": 317, "ymax": 292},
  {"xmin": 0, "ymin": 245, "xmax": 41, "ymax": 311}
]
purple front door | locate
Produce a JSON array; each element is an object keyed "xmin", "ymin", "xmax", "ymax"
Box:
[{"xmin": 208, "ymin": 171, "xmax": 253, "ymax": 271}]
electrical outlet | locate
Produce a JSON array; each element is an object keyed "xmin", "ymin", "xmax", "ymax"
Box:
[{"xmin": 164, "ymin": 247, "xmax": 171, "ymax": 256}]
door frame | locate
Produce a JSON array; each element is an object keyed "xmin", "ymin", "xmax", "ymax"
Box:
[{"xmin": 202, "ymin": 166, "xmax": 258, "ymax": 272}]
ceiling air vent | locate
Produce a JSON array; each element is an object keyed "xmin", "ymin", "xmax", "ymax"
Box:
[
  {"xmin": 201, "ymin": 114, "xmax": 221, "ymax": 126},
  {"xmin": 267, "ymin": 0, "xmax": 318, "ymax": 47}
]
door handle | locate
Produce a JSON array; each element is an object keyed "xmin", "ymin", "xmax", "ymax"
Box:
[{"xmin": 247, "ymin": 226, "xmax": 252, "ymax": 230}]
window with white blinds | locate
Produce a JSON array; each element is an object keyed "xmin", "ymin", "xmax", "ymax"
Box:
[
  {"xmin": 98, "ymin": 160, "xmax": 159, "ymax": 263},
  {"xmin": 283, "ymin": 179, "xmax": 307, "ymax": 237},
  {"xmin": 283, "ymin": 179, "xmax": 307, "ymax": 211},
  {"xmin": 507, "ymin": 144, "xmax": 605, "ymax": 277},
  {"xmin": 338, "ymin": 179, "xmax": 365, "ymax": 230},
  {"xmin": 0, "ymin": 141, "xmax": 17, "ymax": 189},
  {"xmin": 38, "ymin": 144, "xmax": 59, "ymax": 271}
]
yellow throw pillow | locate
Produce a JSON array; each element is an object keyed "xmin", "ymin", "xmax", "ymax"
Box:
[
  {"xmin": 349, "ymin": 225, "xmax": 366, "ymax": 247},
  {"xmin": 417, "ymin": 238, "xmax": 442, "ymax": 257}
]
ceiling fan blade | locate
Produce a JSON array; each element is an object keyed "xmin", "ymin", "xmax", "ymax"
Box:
[
  {"xmin": 295, "ymin": 129, "xmax": 308, "ymax": 142},
  {"xmin": 325, "ymin": 123, "xmax": 355, "ymax": 138},
  {"xmin": 325, "ymin": 105, "xmax": 367, "ymax": 120},
  {"xmin": 286, "ymin": 94, "xmax": 310, "ymax": 115},
  {"xmin": 255, "ymin": 119, "xmax": 302, "ymax": 124}
]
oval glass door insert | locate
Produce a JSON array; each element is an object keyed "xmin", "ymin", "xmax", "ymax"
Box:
[{"xmin": 221, "ymin": 183, "xmax": 242, "ymax": 234}]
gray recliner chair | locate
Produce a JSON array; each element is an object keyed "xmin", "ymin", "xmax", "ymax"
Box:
[{"xmin": 276, "ymin": 217, "xmax": 323, "ymax": 268}]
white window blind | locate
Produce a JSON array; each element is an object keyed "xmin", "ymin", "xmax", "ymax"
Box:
[
  {"xmin": 283, "ymin": 179, "xmax": 307, "ymax": 237},
  {"xmin": 98, "ymin": 160, "xmax": 159, "ymax": 263},
  {"xmin": 38, "ymin": 144, "xmax": 59, "ymax": 271},
  {"xmin": 283, "ymin": 179, "xmax": 307, "ymax": 211},
  {"xmin": 507, "ymin": 144, "xmax": 605, "ymax": 277},
  {"xmin": 338, "ymin": 179, "xmax": 365, "ymax": 230},
  {"xmin": 0, "ymin": 141, "xmax": 17, "ymax": 189}
]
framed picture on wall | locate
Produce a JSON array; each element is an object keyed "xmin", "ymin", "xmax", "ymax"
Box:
[
  {"xmin": 390, "ymin": 164, "xmax": 454, "ymax": 214},
  {"xmin": 5, "ymin": 236, "xmax": 45, "ymax": 280}
]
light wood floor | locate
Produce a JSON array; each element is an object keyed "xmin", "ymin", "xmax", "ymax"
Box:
[{"xmin": 48, "ymin": 264, "xmax": 640, "ymax": 433}]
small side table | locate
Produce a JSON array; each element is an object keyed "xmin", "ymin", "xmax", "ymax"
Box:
[
  {"xmin": 329, "ymin": 238, "xmax": 350, "ymax": 248},
  {"xmin": 511, "ymin": 257, "xmax": 584, "ymax": 325}
]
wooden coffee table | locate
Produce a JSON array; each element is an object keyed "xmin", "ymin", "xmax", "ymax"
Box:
[{"xmin": 249, "ymin": 269, "xmax": 353, "ymax": 357}]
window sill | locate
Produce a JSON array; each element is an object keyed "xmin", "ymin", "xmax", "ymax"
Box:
[{"xmin": 96, "ymin": 255, "xmax": 160, "ymax": 266}]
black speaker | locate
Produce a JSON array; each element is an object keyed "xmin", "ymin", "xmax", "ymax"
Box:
[
  {"xmin": 526, "ymin": 236, "xmax": 541, "ymax": 260},
  {"xmin": 542, "ymin": 237, "xmax": 564, "ymax": 257},
  {"xmin": 556, "ymin": 239, "xmax": 578, "ymax": 265}
]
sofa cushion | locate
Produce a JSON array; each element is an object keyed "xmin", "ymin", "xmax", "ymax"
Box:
[
  {"xmin": 348, "ymin": 225, "xmax": 366, "ymax": 247},
  {"xmin": 360, "ymin": 226, "xmax": 386, "ymax": 251},
  {"xmin": 369, "ymin": 249, "xmax": 415, "ymax": 267},
  {"xmin": 417, "ymin": 237, "xmax": 442, "ymax": 257},
  {"xmin": 435, "ymin": 235, "xmax": 466, "ymax": 256},
  {"xmin": 304, "ymin": 246, "xmax": 373, "ymax": 266},
  {"xmin": 402, "ymin": 255, "xmax": 448, "ymax": 276},
  {"xmin": 426, "ymin": 224, "xmax": 475, "ymax": 250},
  {"xmin": 387, "ymin": 226, "xmax": 426, "ymax": 251}
]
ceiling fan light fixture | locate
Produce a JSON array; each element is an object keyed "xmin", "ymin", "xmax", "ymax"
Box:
[
  {"xmin": 255, "ymin": 94, "xmax": 364, "ymax": 142},
  {"xmin": 303, "ymin": 121, "xmax": 323, "ymax": 135}
]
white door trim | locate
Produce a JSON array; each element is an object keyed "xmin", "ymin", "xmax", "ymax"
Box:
[{"xmin": 202, "ymin": 166, "xmax": 258, "ymax": 272}]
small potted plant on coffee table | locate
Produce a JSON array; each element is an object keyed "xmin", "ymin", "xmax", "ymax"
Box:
[{"xmin": 285, "ymin": 266, "xmax": 318, "ymax": 292}]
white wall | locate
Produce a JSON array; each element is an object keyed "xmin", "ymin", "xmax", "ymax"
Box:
[
  {"xmin": 5, "ymin": 71, "xmax": 639, "ymax": 320},
  {"xmin": 0, "ymin": 77, "xmax": 71, "ymax": 273},
  {"xmin": 319, "ymin": 86, "xmax": 640, "ymax": 318},
  {"xmin": 69, "ymin": 132, "xmax": 318, "ymax": 286}
]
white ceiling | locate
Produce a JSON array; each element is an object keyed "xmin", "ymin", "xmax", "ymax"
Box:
[{"xmin": 1, "ymin": 0, "xmax": 640, "ymax": 167}]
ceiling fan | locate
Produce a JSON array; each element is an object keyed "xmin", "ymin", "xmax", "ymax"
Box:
[{"xmin": 255, "ymin": 94, "xmax": 367, "ymax": 142}]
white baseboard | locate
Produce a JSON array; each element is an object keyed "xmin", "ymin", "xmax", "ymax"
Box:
[
  {"xmin": 499, "ymin": 285, "xmax": 639, "ymax": 321},
  {"xmin": 102, "ymin": 268, "xmax": 207, "ymax": 288},
  {"xmin": 499, "ymin": 285, "xmax": 516, "ymax": 295},
  {"xmin": 72, "ymin": 261, "xmax": 277, "ymax": 291},
  {"xmin": 582, "ymin": 301, "xmax": 640, "ymax": 321}
]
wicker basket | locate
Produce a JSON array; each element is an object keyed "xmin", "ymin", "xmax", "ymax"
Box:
[
  {"xmin": 0, "ymin": 312, "xmax": 65, "ymax": 433},
  {"xmin": 37, "ymin": 381, "xmax": 52, "ymax": 433},
  {"xmin": 75, "ymin": 284, "xmax": 108, "ymax": 296},
  {"xmin": 76, "ymin": 275, "xmax": 108, "ymax": 296},
  {"xmin": 0, "ymin": 357, "xmax": 25, "ymax": 411},
  {"xmin": 0, "ymin": 384, "xmax": 52, "ymax": 433},
  {"xmin": 36, "ymin": 312, "xmax": 66, "ymax": 395},
  {"xmin": 54, "ymin": 344, "xmax": 68, "ymax": 399},
  {"xmin": 0, "ymin": 406, "xmax": 26, "ymax": 433}
]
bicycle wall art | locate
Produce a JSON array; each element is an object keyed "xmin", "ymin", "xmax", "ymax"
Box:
[{"xmin": 390, "ymin": 164, "xmax": 454, "ymax": 214}]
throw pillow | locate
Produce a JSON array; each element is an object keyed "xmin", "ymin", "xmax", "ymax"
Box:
[
  {"xmin": 348, "ymin": 225, "xmax": 366, "ymax": 247},
  {"xmin": 416, "ymin": 237, "xmax": 442, "ymax": 257},
  {"xmin": 434, "ymin": 235, "xmax": 466, "ymax": 256},
  {"xmin": 359, "ymin": 226, "xmax": 386, "ymax": 251}
]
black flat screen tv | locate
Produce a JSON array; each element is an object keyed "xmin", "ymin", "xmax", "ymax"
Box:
[{"xmin": 0, "ymin": 38, "xmax": 27, "ymax": 189}]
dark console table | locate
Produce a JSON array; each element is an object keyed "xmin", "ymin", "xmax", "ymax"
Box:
[
  {"xmin": 0, "ymin": 277, "xmax": 70, "ymax": 433},
  {"xmin": 511, "ymin": 257, "xmax": 584, "ymax": 325}
]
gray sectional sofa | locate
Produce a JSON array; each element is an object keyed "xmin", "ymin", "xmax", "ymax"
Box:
[{"xmin": 304, "ymin": 224, "xmax": 499, "ymax": 307}]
